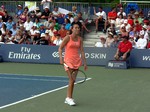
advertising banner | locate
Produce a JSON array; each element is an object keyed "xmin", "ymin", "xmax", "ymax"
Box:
[{"xmin": 0, "ymin": 44, "xmax": 150, "ymax": 68}]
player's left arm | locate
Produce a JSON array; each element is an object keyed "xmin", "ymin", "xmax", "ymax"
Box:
[{"xmin": 80, "ymin": 37, "xmax": 88, "ymax": 71}]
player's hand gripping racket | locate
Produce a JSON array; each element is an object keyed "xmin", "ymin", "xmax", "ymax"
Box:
[{"xmin": 64, "ymin": 63, "xmax": 87, "ymax": 84}]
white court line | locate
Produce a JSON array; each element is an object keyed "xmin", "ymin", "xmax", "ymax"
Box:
[
  {"xmin": 0, "ymin": 73, "xmax": 68, "ymax": 78},
  {"xmin": 0, "ymin": 76, "xmax": 68, "ymax": 82},
  {"xmin": 0, "ymin": 75, "xmax": 92, "ymax": 109}
]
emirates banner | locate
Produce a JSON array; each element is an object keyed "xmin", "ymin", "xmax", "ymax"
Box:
[{"xmin": 0, "ymin": 44, "xmax": 150, "ymax": 68}]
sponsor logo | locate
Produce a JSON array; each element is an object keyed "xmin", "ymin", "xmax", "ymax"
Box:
[
  {"xmin": 85, "ymin": 53, "xmax": 106, "ymax": 59},
  {"xmin": 8, "ymin": 47, "xmax": 41, "ymax": 60},
  {"xmin": 52, "ymin": 52, "xmax": 65, "ymax": 58},
  {"xmin": 143, "ymin": 56, "xmax": 150, "ymax": 61},
  {"xmin": 52, "ymin": 52, "xmax": 107, "ymax": 59},
  {"xmin": 108, "ymin": 62, "xmax": 113, "ymax": 67}
]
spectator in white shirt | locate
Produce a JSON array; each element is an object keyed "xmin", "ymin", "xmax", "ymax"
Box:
[
  {"xmin": 124, "ymin": 19, "xmax": 131, "ymax": 32},
  {"xmin": 93, "ymin": 6, "xmax": 107, "ymax": 20},
  {"xmin": 53, "ymin": 33, "xmax": 62, "ymax": 46},
  {"xmin": 117, "ymin": 7, "xmax": 126, "ymax": 19},
  {"xmin": 134, "ymin": 30, "xmax": 148, "ymax": 49},
  {"xmin": 52, "ymin": 7, "xmax": 60, "ymax": 18},
  {"xmin": 24, "ymin": 17, "xmax": 34, "ymax": 31},
  {"xmin": 93, "ymin": 6, "xmax": 106, "ymax": 32},
  {"xmin": 95, "ymin": 36, "xmax": 106, "ymax": 47},
  {"xmin": 142, "ymin": 25, "xmax": 149, "ymax": 40}
]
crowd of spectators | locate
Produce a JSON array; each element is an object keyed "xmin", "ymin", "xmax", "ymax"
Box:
[
  {"xmin": 94, "ymin": 5, "xmax": 150, "ymax": 49},
  {"xmin": 0, "ymin": 3, "xmax": 150, "ymax": 49},
  {"xmin": 0, "ymin": 4, "xmax": 91, "ymax": 46}
]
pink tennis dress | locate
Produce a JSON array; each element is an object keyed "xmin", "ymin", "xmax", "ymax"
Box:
[{"xmin": 64, "ymin": 35, "xmax": 82, "ymax": 70}]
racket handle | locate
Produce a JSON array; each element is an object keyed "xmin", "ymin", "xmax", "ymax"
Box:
[{"xmin": 64, "ymin": 63, "xmax": 69, "ymax": 68}]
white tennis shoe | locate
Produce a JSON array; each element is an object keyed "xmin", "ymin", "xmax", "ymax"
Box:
[{"xmin": 64, "ymin": 97, "xmax": 76, "ymax": 106}]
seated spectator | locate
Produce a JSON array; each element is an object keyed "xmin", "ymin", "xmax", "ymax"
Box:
[
  {"xmin": 39, "ymin": 24, "xmax": 46, "ymax": 34},
  {"xmin": 45, "ymin": 30, "xmax": 51, "ymax": 45},
  {"xmin": 56, "ymin": 13, "xmax": 65, "ymax": 25},
  {"xmin": 110, "ymin": 35, "xmax": 120, "ymax": 48},
  {"xmin": 37, "ymin": 33, "xmax": 49, "ymax": 45},
  {"xmin": 105, "ymin": 32, "xmax": 114, "ymax": 47},
  {"xmin": 71, "ymin": 6, "xmax": 78, "ymax": 17},
  {"xmin": 19, "ymin": 30, "xmax": 32, "ymax": 44},
  {"xmin": 138, "ymin": 8, "xmax": 144, "ymax": 19},
  {"xmin": 30, "ymin": 25, "xmax": 38, "ymax": 40},
  {"xmin": 134, "ymin": 30, "xmax": 148, "ymax": 49},
  {"xmin": 44, "ymin": 16, "xmax": 54, "ymax": 29},
  {"xmin": 64, "ymin": 18, "xmax": 71, "ymax": 30},
  {"xmin": 23, "ymin": 6, "xmax": 29, "ymax": 15},
  {"xmin": 115, "ymin": 14, "xmax": 124, "ymax": 29},
  {"xmin": 34, "ymin": 7, "xmax": 42, "ymax": 18},
  {"xmin": 123, "ymin": 19, "xmax": 131, "ymax": 33},
  {"xmin": 2, "ymin": 11, "xmax": 10, "ymax": 22},
  {"xmin": 48, "ymin": 22, "xmax": 57, "ymax": 37},
  {"xmin": 134, "ymin": 20, "xmax": 142, "ymax": 32},
  {"xmin": 129, "ymin": 27, "xmax": 138, "ymax": 47},
  {"xmin": 71, "ymin": 16, "xmax": 82, "ymax": 30},
  {"xmin": 143, "ymin": 18, "xmax": 149, "ymax": 26},
  {"xmin": 53, "ymin": 33, "xmax": 62, "ymax": 46},
  {"xmin": 134, "ymin": 12, "xmax": 142, "ymax": 24},
  {"xmin": 33, "ymin": 30, "xmax": 41, "ymax": 44},
  {"xmin": 114, "ymin": 36, "xmax": 132, "ymax": 61},
  {"xmin": 58, "ymin": 25, "xmax": 67, "ymax": 39},
  {"xmin": 120, "ymin": 24, "xmax": 128, "ymax": 37},
  {"xmin": 104, "ymin": 7, "xmax": 117, "ymax": 33},
  {"xmin": 13, "ymin": 29, "xmax": 22, "ymax": 44},
  {"xmin": 66, "ymin": 12, "xmax": 74, "ymax": 23},
  {"xmin": 24, "ymin": 17, "xmax": 34, "ymax": 31},
  {"xmin": 127, "ymin": 14, "xmax": 134, "ymax": 26},
  {"xmin": 95, "ymin": 36, "xmax": 106, "ymax": 47},
  {"xmin": 51, "ymin": 31, "xmax": 58, "ymax": 43},
  {"xmin": 93, "ymin": 6, "xmax": 106, "ymax": 32},
  {"xmin": 142, "ymin": 25, "xmax": 149, "ymax": 40},
  {"xmin": 6, "ymin": 17, "xmax": 15, "ymax": 30},
  {"xmin": 16, "ymin": 5, "xmax": 23, "ymax": 19},
  {"xmin": 10, "ymin": 23, "xmax": 18, "ymax": 36},
  {"xmin": 19, "ymin": 11, "xmax": 28, "ymax": 23},
  {"xmin": 4, "ymin": 30, "xmax": 14, "ymax": 44},
  {"xmin": 41, "ymin": 6, "xmax": 51, "ymax": 20},
  {"xmin": 28, "ymin": 10, "xmax": 36, "ymax": 22},
  {"xmin": 53, "ymin": 19, "xmax": 60, "ymax": 31},
  {"xmin": 117, "ymin": 7, "xmax": 126, "ymax": 19},
  {"xmin": 52, "ymin": 7, "xmax": 60, "ymax": 18},
  {"xmin": 93, "ymin": 6, "xmax": 107, "ymax": 20},
  {"xmin": 77, "ymin": 12, "xmax": 91, "ymax": 33},
  {"xmin": 128, "ymin": 8, "xmax": 136, "ymax": 19},
  {"xmin": 33, "ymin": 18, "xmax": 41, "ymax": 29}
]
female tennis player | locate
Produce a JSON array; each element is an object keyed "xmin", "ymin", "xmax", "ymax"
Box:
[{"xmin": 58, "ymin": 23, "xmax": 87, "ymax": 106}]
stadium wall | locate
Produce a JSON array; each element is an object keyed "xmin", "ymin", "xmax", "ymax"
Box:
[{"xmin": 0, "ymin": 44, "xmax": 150, "ymax": 68}]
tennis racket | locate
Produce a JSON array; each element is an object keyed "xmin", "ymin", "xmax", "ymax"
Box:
[{"xmin": 64, "ymin": 63, "xmax": 87, "ymax": 84}]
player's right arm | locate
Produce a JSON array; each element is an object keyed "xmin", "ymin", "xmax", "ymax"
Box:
[{"xmin": 58, "ymin": 35, "xmax": 70, "ymax": 64}]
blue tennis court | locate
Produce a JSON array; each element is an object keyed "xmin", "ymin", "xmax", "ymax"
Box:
[{"xmin": 0, "ymin": 74, "xmax": 70, "ymax": 109}]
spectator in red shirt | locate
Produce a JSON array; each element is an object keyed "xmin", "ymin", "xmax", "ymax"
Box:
[
  {"xmin": 108, "ymin": 7, "xmax": 117, "ymax": 20},
  {"xmin": 104, "ymin": 7, "xmax": 117, "ymax": 33},
  {"xmin": 134, "ymin": 20, "xmax": 142, "ymax": 32},
  {"xmin": 127, "ymin": 14, "xmax": 134, "ymax": 26},
  {"xmin": 58, "ymin": 24, "xmax": 67, "ymax": 39},
  {"xmin": 114, "ymin": 36, "xmax": 132, "ymax": 60}
]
